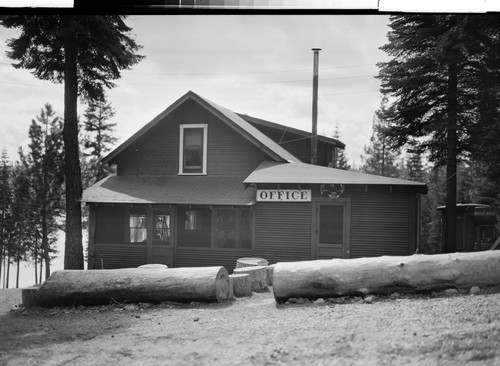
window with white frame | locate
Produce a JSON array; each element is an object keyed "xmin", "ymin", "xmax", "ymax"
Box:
[{"xmin": 179, "ymin": 124, "xmax": 207, "ymax": 175}]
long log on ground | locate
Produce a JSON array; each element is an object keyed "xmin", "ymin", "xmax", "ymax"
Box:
[
  {"xmin": 273, "ymin": 251, "xmax": 500, "ymax": 302},
  {"xmin": 230, "ymin": 273, "xmax": 252, "ymax": 297},
  {"xmin": 233, "ymin": 266, "xmax": 268, "ymax": 292},
  {"xmin": 29, "ymin": 266, "xmax": 230, "ymax": 308},
  {"xmin": 235, "ymin": 257, "xmax": 269, "ymax": 269}
]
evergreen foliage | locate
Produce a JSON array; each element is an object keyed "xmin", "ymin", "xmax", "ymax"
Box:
[
  {"xmin": 332, "ymin": 123, "xmax": 350, "ymax": 170},
  {"xmin": 82, "ymin": 96, "xmax": 118, "ymax": 185},
  {"xmin": 360, "ymin": 95, "xmax": 401, "ymax": 177},
  {"xmin": 377, "ymin": 15, "xmax": 500, "ymax": 252},
  {"xmin": 0, "ymin": 15, "xmax": 143, "ymax": 269},
  {"xmin": 18, "ymin": 104, "xmax": 64, "ymax": 281}
]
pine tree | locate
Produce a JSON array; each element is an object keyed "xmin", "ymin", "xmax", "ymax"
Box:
[
  {"xmin": 332, "ymin": 123, "xmax": 350, "ymax": 170},
  {"xmin": 360, "ymin": 95, "xmax": 401, "ymax": 177},
  {"xmin": 403, "ymin": 152, "xmax": 425, "ymax": 182},
  {"xmin": 377, "ymin": 15, "xmax": 500, "ymax": 252},
  {"xmin": 9, "ymin": 163, "xmax": 32, "ymax": 288},
  {"xmin": 0, "ymin": 149, "xmax": 11, "ymax": 287},
  {"xmin": 19, "ymin": 104, "xmax": 64, "ymax": 281},
  {"xmin": 1, "ymin": 15, "xmax": 144, "ymax": 269},
  {"xmin": 82, "ymin": 96, "xmax": 118, "ymax": 185}
]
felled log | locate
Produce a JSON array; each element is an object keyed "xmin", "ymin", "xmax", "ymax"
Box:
[
  {"xmin": 229, "ymin": 273, "xmax": 252, "ymax": 297},
  {"xmin": 235, "ymin": 257, "xmax": 269, "ymax": 269},
  {"xmin": 273, "ymin": 251, "xmax": 500, "ymax": 302},
  {"xmin": 233, "ymin": 266, "xmax": 268, "ymax": 292},
  {"xmin": 29, "ymin": 266, "xmax": 230, "ymax": 308}
]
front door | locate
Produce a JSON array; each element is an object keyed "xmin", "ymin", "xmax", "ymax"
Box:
[
  {"xmin": 148, "ymin": 209, "xmax": 174, "ymax": 267},
  {"xmin": 314, "ymin": 200, "xmax": 350, "ymax": 259}
]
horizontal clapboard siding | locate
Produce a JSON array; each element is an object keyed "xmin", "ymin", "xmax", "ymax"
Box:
[
  {"xmin": 117, "ymin": 101, "xmax": 265, "ymax": 177},
  {"xmin": 350, "ymin": 192, "xmax": 412, "ymax": 257},
  {"xmin": 175, "ymin": 248, "xmax": 253, "ymax": 272},
  {"xmin": 254, "ymin": 202, "xmax": 312, "ymax": 263},
  {"xmin": 94, "ymin": 243, "xmax": 148, "ymax": 269}
]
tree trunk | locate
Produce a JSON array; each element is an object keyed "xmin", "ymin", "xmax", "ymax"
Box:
[
  {"xmin": 26, "ymin": 266, "xmax": 230, "ymax": 307},
  {"xmin": 41, "ymin": 207, "xmax": 50, "ymax": 279},
  {"xmin": 62, "ymin": 18, "xmax": 84, "ymax": 269},
  {"xmin": 39, "ymin": 257, "xmax": 43, "ymax": 285},
  {"xmin": 34, "ymin": 245, "xmax": 38, "ymax": 285},
  {"xmin": 272, "ymin": 252, "xmax": 500, "ymax": 303},
  {"xmin": 16, "ymin": 255, "xmax": 20, "ymax": 288},
  {"xmin": 444, "ymin": 43, "xmax": 458, "ymax": 253},
  {"xmin": 5, "ymin": 251, "xmax": 10, "ymax": 289},
  {"xmin": 233, "ymin": 266, "xmax": 268, "ymax": 292}
]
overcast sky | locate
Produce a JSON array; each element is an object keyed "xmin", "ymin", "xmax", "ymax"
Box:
[{"xmin": 0, "ymin": 15, "xmax": 391, "ymax": 168}]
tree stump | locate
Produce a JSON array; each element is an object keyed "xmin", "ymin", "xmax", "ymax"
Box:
[
  {"xmin": 273, "ymin": 251, "xmax": 500, "ymax": 303},
  {"xmin": 29, "ymin": 266, "xmax": 230, "ymax": 308},
  {"xmin": 266, "ymin": 264, "xmax": 276, "ymax": 286},
  {"xmin": 233, "ymin": 265, "xmax": 268, "ymax": 292},
  {"xmin": 235, "ymin": 257, "xmax": 269, "ymax": 269},
  {"xmin": 229, "ymin": 273, "xmax": 252, "ymax": 297}
]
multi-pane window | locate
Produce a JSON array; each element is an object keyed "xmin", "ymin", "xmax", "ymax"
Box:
[
  {"xmin": 129, "ymin": 214, "xmax": 147, "ymax": 243},
  {"xmin": 153, "ymin": 213, "xmax": 170, "ymax": 244},
  {"xmin": 179, "ymin": 124, "xmax": 207, "ymax": 175},
  {"xmin": 177, "ymin": 207, "xmax": 212, "ymax": 247},
  {"xmin": 216, "ymin": 209, "xmax": 236, "ymax": 248},
  {"xmin": 215, "ymin": 208, "xmax": 252, "ymax": 249}
]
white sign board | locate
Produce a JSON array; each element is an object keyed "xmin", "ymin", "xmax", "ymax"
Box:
[{"xmin": 256, "ymin": 189, "xmax": 311, "ymax": 202}]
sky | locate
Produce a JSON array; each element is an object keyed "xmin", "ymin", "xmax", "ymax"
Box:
[
  {"xmin": 0, "ymin": 14, "xmax": 392, "ymax": 288},
  {"xmin": 0, "ymin": 15, "xmax": 391, "ymax": 168}
]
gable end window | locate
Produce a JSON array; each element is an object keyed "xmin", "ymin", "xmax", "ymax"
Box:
[{"xmin": 179, "ymin": 124, "xmax": 208, "ymax": 175}]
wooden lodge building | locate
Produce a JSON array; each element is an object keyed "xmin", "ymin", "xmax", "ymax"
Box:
[{"xmin": 82, "ymin": 91, "xmax": 428, "ymax": 271}]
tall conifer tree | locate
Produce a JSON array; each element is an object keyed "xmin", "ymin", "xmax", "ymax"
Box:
[
  {"xmin": 377, "ymin": 15, "xmax": 500, "ymax": 252},
  {"xmin": 0, "ymin": 16, "xmax": 143, "ymax": 269}
]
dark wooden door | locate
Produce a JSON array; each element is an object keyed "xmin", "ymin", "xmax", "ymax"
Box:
[
  {"xmin": 315, "ymin": 201, "xmax": 350, "ymax": 259},
  {"xmin": 148, "ymin": 209, "xmax": 173, "ymax": 267}
]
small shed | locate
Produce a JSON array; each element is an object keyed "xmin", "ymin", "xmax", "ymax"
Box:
[{"xmin": 438, "ymin": 203, "xmax": 498, "ymax": 252}]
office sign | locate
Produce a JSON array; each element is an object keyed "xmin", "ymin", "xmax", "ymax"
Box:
[{"xmin": 256, "ymin": 189, "xmax": 311, "ymax": 202}]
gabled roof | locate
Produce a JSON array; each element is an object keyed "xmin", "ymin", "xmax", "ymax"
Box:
[
  {"xmin": 238, "ymin": 113, "xmax": 346, "ymax": 149},
  {"xmin": 244, "ymin": 161, "xmax": 427, "ymax": 192},
  {"xmin": 102, "ymin": 91, "xmax": 298, "ymax": 165},
  {"xmin": 83, "ymin": 175, "xmax": 256, "ymax": 205}
]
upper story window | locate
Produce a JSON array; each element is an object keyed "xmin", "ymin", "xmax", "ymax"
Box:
[{"xmin": 179, "ymin": 124, "xmax": 207, "ymax": 175}]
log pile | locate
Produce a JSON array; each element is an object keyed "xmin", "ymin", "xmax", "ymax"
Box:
[
  {"xmin": 27, "ymin": 266, "xmax": 230, "ymax": 308},
  {"xmin": 273, "ymin": 251, "xmax": 500, "ymax": 303}
]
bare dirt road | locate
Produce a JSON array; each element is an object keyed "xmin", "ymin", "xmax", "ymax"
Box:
[{"xmin": 1, "ymin": 288, "xmax": 499, "ymax": 365}]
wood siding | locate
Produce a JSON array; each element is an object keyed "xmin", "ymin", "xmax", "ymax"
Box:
[
  {"xmin": 175, "ymin": 248, "xmax": 253, "ymax": 273},
  {"xmin": 117, "ymin": 100, "xmax": 266, "ymax": 176},
  {"xmin": 254, "ymin": 202, "xmax": 313, "ymax": 263},
  {"xmin": 347, "ymin": 188, "xmax": 417, "ymax": 257},
  {"xmin": 93, "ymin": 243, "xmax": 147, "ymax": 269},
  {"xmin": 249, "ymin": 124, "xmax": 334, "ymax": 166}
]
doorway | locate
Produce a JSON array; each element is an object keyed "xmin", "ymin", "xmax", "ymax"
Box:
[
  {"xmin": 148, "ymin": 209, "xmax": 174, "ymax": 267},
  {"xmin": 314, "ymin": 200, "xmax": 350, "ymax": 259}
]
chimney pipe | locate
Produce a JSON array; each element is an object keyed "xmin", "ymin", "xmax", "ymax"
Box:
[{"xmin": 311, "ymin": 48, "xmax": 321, "ymax": 165}]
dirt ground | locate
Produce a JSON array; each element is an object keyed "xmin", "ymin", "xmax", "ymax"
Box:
[{"xmin": 0, "ymin": 287, "xmax": 499, "ymax": 366}]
